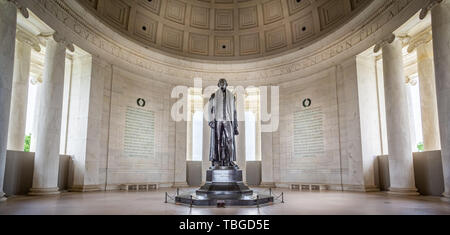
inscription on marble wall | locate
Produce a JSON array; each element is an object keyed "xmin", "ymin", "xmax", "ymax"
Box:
[
  {"xmin": 293, "ymin": 107, "xmax": 325, "ymax": 158},
  {"xmin": 124, "ymin": 106, "xmax": 155, "ymax": 158}
]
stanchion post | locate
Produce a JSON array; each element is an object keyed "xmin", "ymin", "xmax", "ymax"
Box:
[
  {"xmin": 281, "ymin": 192, "xmax": 284, "ymax": 203},
  {"xmin": 257, "ymin": 195, "xmax": 260, "ymax": 208},
  {"xmin": 190, "ymin": 195, "xmax": 193, "ymax": 208},
  {"xmin": 165, "ymin": 192, "xmax": 167, "ymax": 203},
  {"xmin": 269, "ymin": 188, "xmax": 272, "ymax": 196}
]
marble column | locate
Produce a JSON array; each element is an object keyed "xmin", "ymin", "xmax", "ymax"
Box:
[
  {"xmin": 428, "ymin": 0, "xmax": 450, "ymax": 198},
  {"xmin": 7, "ymin": 31, "xmax": 39, "ymax": 151},
  {"xmin": 0, "ymin": 0, "xmax": 18, "ymax": 202},
  {"xmin": 378, "ymin": 35, "xmax": 418, "ymax": 195},
  {"xmin": 408, "ymin": 30, "xmax": 441, "ymax": 151},
  {"xmin": 29, "ymin": 37, "xmax": 67, "ymax": 196}
]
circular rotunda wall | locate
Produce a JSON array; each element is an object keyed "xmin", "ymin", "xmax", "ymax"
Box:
[{"xmin": 22, "ymin": 0, "xmax": 427, "ymax": 85}]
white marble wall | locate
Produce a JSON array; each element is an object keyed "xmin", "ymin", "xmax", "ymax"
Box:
[
  {"xmin": 356, "ymin": 55, "xmax": 382, "ymax": 190},
  {"xmin": 272, "ymin": 56, "xmax": 382, "ymax": 191},
  {"xmin": 66, "ymin": 54, "xmax": 108, "ymax": 191},
  {"xmin": 104, "ymin": 66, "xmax": 174, "ymax": 189},
  {"xmin": 277, "ymin": 68, "xmax": 342, "ymax": 187}
]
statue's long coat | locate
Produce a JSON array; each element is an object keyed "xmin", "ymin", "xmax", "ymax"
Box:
[{"xmin": 208, "ymin": 88, "xmax": 238, "ymax": 162}]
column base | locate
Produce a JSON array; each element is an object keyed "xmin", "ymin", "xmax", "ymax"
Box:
[
  {"xmin": 173, "ymin": 182, "xmax": 189, "ymax": 188},
  {"xmin": 28, "ymin": 187, "xmax": 60, "ymax": 196},
  {"xmin": 388, "ymin": 187, "xmax": 420, "ymax": 196},
  {"xmin": 0, "ymin": 192, "xmax": 6, "ymax": 202},
  {"xmin": 442, "ymin": 192, "xmax": 450, "ymax": 198}
]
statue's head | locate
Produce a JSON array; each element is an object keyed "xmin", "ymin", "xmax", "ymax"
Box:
[{"xmin": 218, "ymin": 79, "xmax": 228, "ymax": 91}]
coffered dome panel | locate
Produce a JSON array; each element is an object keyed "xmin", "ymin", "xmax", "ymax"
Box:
[{"xmin": 77, "ymin": 0, "xmax": 373, "ymax": 61}]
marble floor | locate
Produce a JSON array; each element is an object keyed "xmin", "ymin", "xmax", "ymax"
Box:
[{"xmin": 0, "ymin": 188, "xmax": 449, "ymax": 215}]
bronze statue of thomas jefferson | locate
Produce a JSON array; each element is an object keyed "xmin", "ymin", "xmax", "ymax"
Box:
[
  {"xmin": 208, "ymin": 79, "xmax": 239, "ymax": 167},
  {"xmin": 175, "ymin": 79, "xmax": 273, "ymax": 206}
]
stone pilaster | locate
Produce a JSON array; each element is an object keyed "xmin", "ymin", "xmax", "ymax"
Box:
[
  {"xmin": 7, "ymin": 29, "xmax": 41, "ymax": 151},
  {"xmin": 0, "ymin": 0, "xmax": 19, "ymax": 202},
  {"xmin": 408, "ymin": 29, "xmax": 441, "ymax": 151},
  {"xmin": 237, "ymin": 120, "xmax": 246, "ymax": 183},
  {"xmin": 202, "ymin": 97, "xmax": 211, "ymax": 184},
  {"xmin": 29, "ymin": 34, "xmax": 71, "ymax": 196},
  {"xmin": 376, "ymin": 34, "xmax": 419, "ymax": 195},
  {"xmin": 428, "ymin": 0, "xmax": 450, "ymax": 198},
  {"xmin": 260, "ymin": 87, "xmax": 275, "ymax": 187},
  {"xmin": 173, "ymin": 91, "xmax": 188, "ymax": 188}
]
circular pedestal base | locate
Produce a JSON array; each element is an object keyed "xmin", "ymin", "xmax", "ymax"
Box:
[
  {"xmin": 176, "ymin": 193, "xmax": 274, "ymax": 206},
  {"xmin": 175, "ymin": 167, "xmax": 274, "ymax": 206}
]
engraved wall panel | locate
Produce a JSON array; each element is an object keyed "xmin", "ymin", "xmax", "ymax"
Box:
[
  {"xmin": 263, "ymin": 0, "xmax": 284, "ymax": 25},
  {"xmin": 137, "ymin": 0, "xmax": 161, "ymax": 15},
  {"xmin": 239, "ymin": 33, "xmax": 260, "ymax": 56},
  {"xmin": 189, "ymin": 33, "xmax": 209, "ymax": 56},
  {"xmin": 165, "ymin": 0, "xmax": 186, "ymax": 25},
  {"xmin": 102, "ymin": 0, "xmax": 131, "ymax": 30},
  {"xmin": 291, "ymin": 12, "xmax": 315, "ymax": 44},
  {"xmin": 215, "ymin": 9, "xmax": 234, "ymax": 31},
  {"xmin": 239, "ymin": 6, "xmax": 258, "ymax": 29},
  {"xmin": 287, "ymin": 0, "xmax": 311, "ymax": 15},
  {"xmin": 124, "ymin": 107, "xmax": 155, "ymax": 158},
  {"xmin": 215, "ymin": 36, "xmax": 234, "ymax": 56},
  {"xmin": 134, "ymin": 11, "xmax": 158, "ymax": 43},
  {"xmin": 162, "ymin": 25, "xmax": 184, "ymax": 51},
  {"xmin": 293, "ymin": 107, "xmax": 325, "ymax": 158},
  {"xmin": 191, "ymin": 6, "xmax": 210, "ymax": 29},
  {"xmin": 318, "ymin": 0, "xmax": 349, "ymax": 30},
  {"xmin": 265, "ymin": 26, "xmax": 287, "ymax": 52}
]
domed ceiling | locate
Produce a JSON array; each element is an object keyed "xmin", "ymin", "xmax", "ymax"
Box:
[{"xmin": 78, "ymin": 0, "xmax": 372, "ymax": 61}]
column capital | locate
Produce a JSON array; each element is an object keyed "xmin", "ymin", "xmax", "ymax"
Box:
[
  {"xmin": 405, "ymin": 74, "xmax": 418, "ymax": 86},
  {"xmin": 374, "ymin": 34, "xmax": 396, "ymax": 53},
  {"xmin": 407, "ymin": 28, "xmax": 433, "ymax": 53},
  {"xmin": 16, "ymin": 27, "xmax": 41, "ymax": 52},
  {"xmin": 52, "ymin": 31, "xmax": 75, "ymax": 52},
  {"xmin": 7, "ymin": 0, "xmax": 29, "ymax": 18},
  {"xmin": 420, "ymin": 0, "xmax": 443, "ymax": 20}
]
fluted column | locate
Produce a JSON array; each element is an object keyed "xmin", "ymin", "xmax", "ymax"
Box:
[
  {"xmin": 423, "ymin": 0, "xmax": 450, "ymax": 197},
  {"xmin": 7, "ymin": 30, "xmax": 41, "ymax": 151},
  {"xmin": 408, "ymin": 29, "xmax": 441, "ymax": 151},
  {"xmin": 0, "ymin": 0, "xmax": 19, "ymax": 202},
  {"xmin": 376, "ymin": 35, "xmax": 419, "ymax": 195},
  {"xmin": 29, "ymin": 35, "xmax": 69, "ymax": 196}
]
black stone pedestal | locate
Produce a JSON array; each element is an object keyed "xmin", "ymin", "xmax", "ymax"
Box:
[{"xmin": 175, "ymin": 166, "xmax": 274, "ymax": 206}]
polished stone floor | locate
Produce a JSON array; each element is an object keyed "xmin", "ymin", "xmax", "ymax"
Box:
[{"xmin": 0, "ymin": 188, "xmax": 449, "ymax": 215}]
